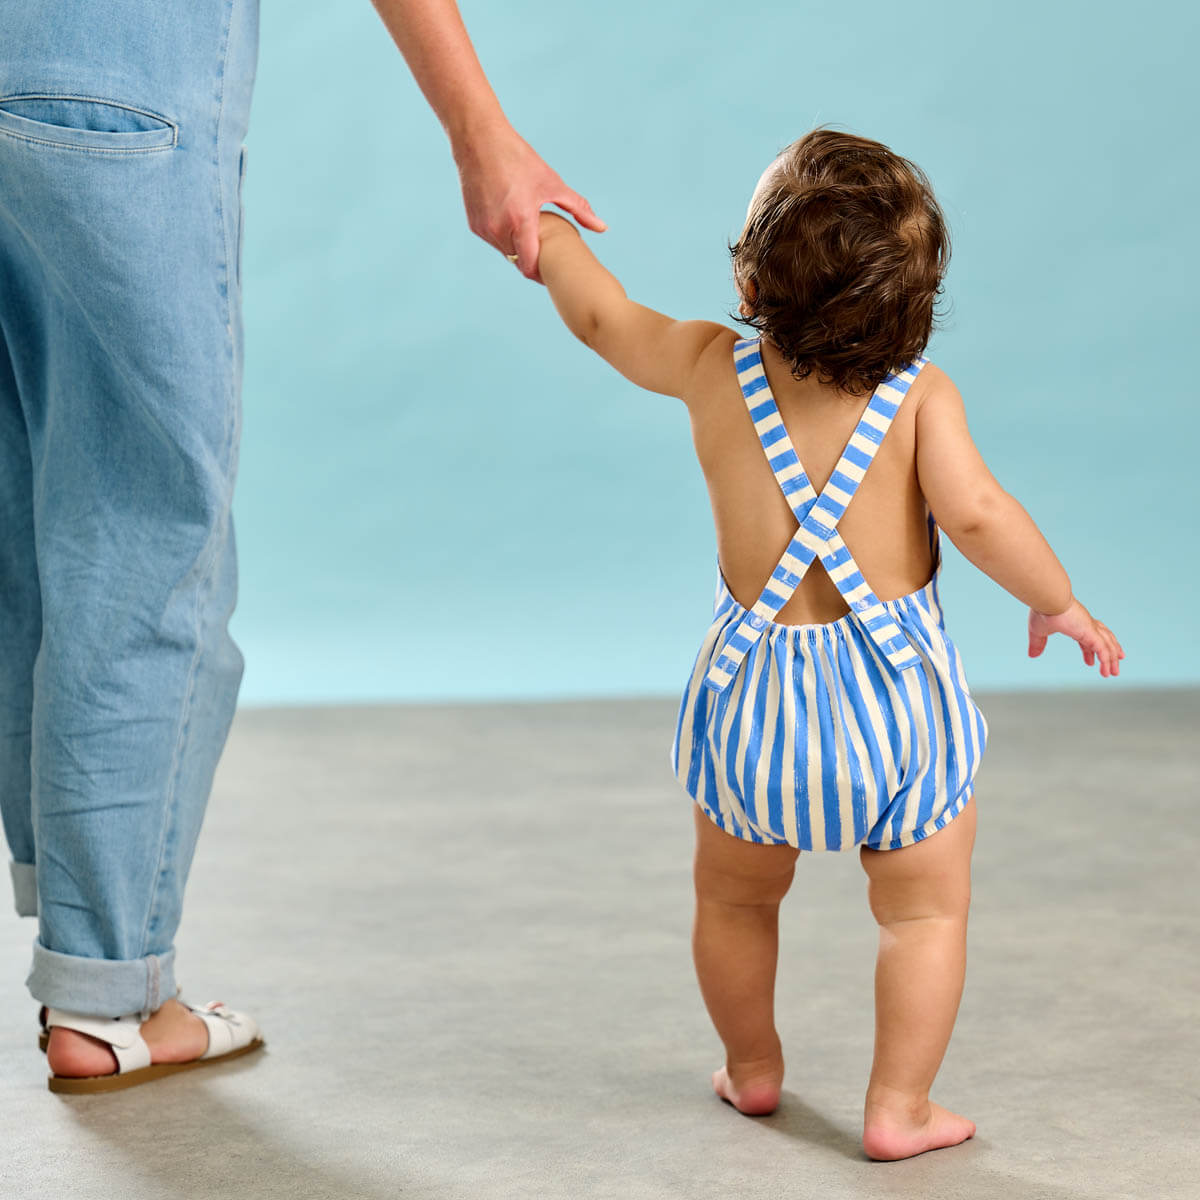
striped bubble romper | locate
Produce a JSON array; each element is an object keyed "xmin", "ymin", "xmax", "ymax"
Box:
[{"xmin": 672, "ymin": 338, "xmax": 987, "ymax": 852}]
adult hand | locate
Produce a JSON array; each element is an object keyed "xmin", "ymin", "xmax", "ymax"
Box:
[{"xmin": 454, "ymin": 122, "xmax": 606, "ymax": 283}]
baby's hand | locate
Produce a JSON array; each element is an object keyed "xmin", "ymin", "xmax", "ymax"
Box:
[{"xmin": 1028, "ymin": 598, "xmax": 1124, "ymax": 678}]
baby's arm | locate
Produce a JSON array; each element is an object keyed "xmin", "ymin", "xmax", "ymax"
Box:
[
  {"xmin": 915, "ymin": 367, "xmax": 1124, "ymax": 677},
  {"xmin": 536, "ymin": 213, "xmax": 729, "ymax": 400}
]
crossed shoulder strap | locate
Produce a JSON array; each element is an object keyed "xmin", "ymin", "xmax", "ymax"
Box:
[{"xmin": 704, "ymin": 338, "xmax": 928, "ymax": 694}]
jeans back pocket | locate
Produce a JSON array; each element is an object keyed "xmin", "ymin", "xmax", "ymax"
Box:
[{"xmin": 0, "ymin": 95, "xmax": 177, "ymax": 153}]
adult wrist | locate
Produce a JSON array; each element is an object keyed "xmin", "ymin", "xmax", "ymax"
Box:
[{"xmin": 447, "ymin": 101, "xmax": 512, "ymax": 163}]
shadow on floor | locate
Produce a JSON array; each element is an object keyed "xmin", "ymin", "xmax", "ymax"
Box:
[
  {"xmin": 51, "ymin": 1053, "xmax": 405, "ymax": 1200},
  {"xmin": 755, "ymin": 1092, "xmax": 863, "ymax": 1159}
]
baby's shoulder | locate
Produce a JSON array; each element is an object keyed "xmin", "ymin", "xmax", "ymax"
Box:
[
  {"xmin": 683, "ymin": 326, "xmax": 746, "ymax": 411},
  {"xmin": 692, "ymin": 324, "xmax": 742, "ymax": 372},
  {"xmin": 908, "ymin": 359, "xmax": 971, "ymax": 415}
]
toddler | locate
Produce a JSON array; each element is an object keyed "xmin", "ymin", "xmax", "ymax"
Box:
[{"xmin": 529, "ymin": 129, "xmax": 1123, "ymax": 1161}]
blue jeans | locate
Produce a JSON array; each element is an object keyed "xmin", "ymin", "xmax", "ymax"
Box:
[{"xmin": 0, "ymin": 0, "xmax": 258, "ymax": 1016}]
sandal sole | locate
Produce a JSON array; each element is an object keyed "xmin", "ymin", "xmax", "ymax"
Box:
[{"xmin": 48, "ymin": 1037, "xmax": 265, "ymax": 1094}]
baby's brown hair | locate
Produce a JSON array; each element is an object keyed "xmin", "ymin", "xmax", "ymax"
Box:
[{"xmin": 731, "ymin": 129, "xmax": 949, "ymax": 395}]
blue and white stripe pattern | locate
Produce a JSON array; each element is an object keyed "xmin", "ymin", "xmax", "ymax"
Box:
[
  {"xmin": 704, "ymin": 339, "xmax": 926, "ymax": 693},
  {"xmin": 672, "ymin": 339, "xmax": 987, "ymax": 852}
]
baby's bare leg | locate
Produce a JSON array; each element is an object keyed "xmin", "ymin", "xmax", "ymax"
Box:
[
  {"xmin": 691, "ymin": 805, "xmax": 799, "ymax": 1115},
  {"xmin": 859, "ymin": 798, "xmax": 978, "ymax": 1160}
]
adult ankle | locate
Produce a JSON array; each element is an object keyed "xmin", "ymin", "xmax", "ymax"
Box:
[{"xmin": 46, "ymin": 1028, "xmax": 118, "ymax": 1078}]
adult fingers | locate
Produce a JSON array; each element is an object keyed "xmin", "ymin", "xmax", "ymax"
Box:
[
  {"xmin": 553, "ymin": 187, "xmax": 607, "ymax": 232},
  {"xmin": 511, "ymin": 215, "xmax": 542, "ymax": 283}
]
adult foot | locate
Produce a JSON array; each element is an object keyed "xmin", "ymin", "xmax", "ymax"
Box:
[
  {"xmin": 712, "ymin": 1056, "xmax": 783, "ymax": 1116},
  {"xmin": 862, "ymin": 1097, "xmax": 975, "ymax": 1161},
  {"xmin": 46, "ymin": 997, "xmax": 209, "ymax": 1079}
]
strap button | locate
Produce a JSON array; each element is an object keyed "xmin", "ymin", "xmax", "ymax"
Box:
[{"xmin": 749, "ymin": 615, "xmax": 766, "ymax": 630}]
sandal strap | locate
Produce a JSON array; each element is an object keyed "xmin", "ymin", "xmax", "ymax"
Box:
[
  {"xmin": 45, "ymin": 1009, "xmax": 152, "ymax": 1074},
  {"xmin": 184, "ymin": 1000, "xmax": 259, "ymax": 1060}
]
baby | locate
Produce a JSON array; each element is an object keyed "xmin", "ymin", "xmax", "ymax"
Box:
[{"xmin": 530, "ymin": 129, "xmax": 1123, "ymax": 1161}]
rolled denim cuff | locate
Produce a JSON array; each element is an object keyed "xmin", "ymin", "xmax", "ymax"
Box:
[
  {"xmin": 26, "ymin": 940, "xmax": 177, "ymax": 1017},
  {"xmin": 10, "ymin": 861, "xmax": 37, "ymax": 918}
]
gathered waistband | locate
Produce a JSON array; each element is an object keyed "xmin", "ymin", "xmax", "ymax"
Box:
[{"xmin": 712, "ymin": 565, "xmax": 944, "ymax": 645}]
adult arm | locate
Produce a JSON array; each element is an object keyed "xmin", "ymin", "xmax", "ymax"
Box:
[{"xmin": 369, "ymin": 0, "xmax": 605, "ymax": 280}]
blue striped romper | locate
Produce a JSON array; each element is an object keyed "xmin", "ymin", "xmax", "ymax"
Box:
[{"xmin": 672, "ymin": 338, "xmax": 987, "ymax": 852}]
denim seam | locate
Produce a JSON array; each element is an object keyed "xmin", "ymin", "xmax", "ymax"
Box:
[
  {"xmin": 0, "ymin": 129, "xmax": 175, "ymax": 155},
  {"xmin": 214, "ymin": 0, "xmax": 234, "ymax": 341},
  {"xmin": 0, "ymin": 93, "xmax": 179, "ymax": 127},
  {"xmin": 137, "ymin": 0, "xmax": 237, "ymax": 961},
  {"xmin": 145, "ymin": 952, "xmax": 159, "ymax": 1013}
]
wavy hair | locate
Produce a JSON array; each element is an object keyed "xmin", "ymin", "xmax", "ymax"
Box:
[{"xmin": 731, "ymin": 129, "xmax": 950, "ymax": 395}]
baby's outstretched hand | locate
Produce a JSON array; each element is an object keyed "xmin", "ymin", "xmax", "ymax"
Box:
[{"xmin": 1028, "ymin": 598, "xmax": 1124, "ymax": 678}]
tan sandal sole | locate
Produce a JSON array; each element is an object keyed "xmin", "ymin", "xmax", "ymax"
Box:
[{"xmin": 48, "ymin": 1037, "xmax": 265, "ymax": 1094}]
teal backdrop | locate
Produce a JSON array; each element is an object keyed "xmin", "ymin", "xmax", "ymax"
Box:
[{"xmin": 235, "ymin": 0, "xmax": 1198, "ymax": 704}]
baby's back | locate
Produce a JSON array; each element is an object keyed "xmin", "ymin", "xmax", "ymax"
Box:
[{"xmin": 685, "ymin": 330, "xmax": 939, "ymax": 625}]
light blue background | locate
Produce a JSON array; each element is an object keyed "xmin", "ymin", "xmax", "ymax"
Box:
[{"xmin": 236, "ymin": 0, "xmax": 1198, "ymax": 705}]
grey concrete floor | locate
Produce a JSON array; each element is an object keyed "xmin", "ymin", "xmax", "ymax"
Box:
[{"xmin": 1, "ymin": 689, "xmax": 1197, "ymax": 1199}]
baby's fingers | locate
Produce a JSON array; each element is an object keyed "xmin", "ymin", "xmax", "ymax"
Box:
[
  {"xmin": 1087, "ymin": 621, "xmax": 1124, "ymax": 678},
  {"xmin": 1028, "ymin": 628, "xmax": 1048, "ymax": 658},
  {"xmin": 1083, "ymin": 629, "xmax": 1120, "ymax": 677},
  {"xmin": 1098, "ymin": 622, "xmax": 1126, "ymax": 663},
  {"xmin": 1101, "ymin": 627, "xmax": 1124, "ymax": 677}
]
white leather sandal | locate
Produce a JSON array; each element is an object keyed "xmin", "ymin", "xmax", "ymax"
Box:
[{"xmin": 46, "ymin": 1000, "xmax": 264, "ymax": 1094}]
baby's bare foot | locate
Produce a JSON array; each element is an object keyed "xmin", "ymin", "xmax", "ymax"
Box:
[
  {"xmin": 712, "ymin": 1055, "xmax": 783, "ymax": 1116},
  {"xmin": 862, "ymin": 1095, "xmax": 975, "ymax": 1161},
  {"xmin": 47, "ymin": 998, "xmax": 209, "ymax": 1079}
]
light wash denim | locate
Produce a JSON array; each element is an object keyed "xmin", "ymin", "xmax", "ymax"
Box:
[{"xmin": 0, "ymin": 0, "xmax": 258, "ymax": 1016}]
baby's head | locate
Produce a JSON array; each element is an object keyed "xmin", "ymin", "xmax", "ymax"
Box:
[{"xmin": 732, "ymin": 129, "xmax": 949, "ymax": 395}]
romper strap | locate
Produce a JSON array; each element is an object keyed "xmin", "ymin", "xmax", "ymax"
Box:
[
  {"xmin": 705, "ymin": 341, "xmax": 927, "ymax": 693},
  {"xmin": 737, "ymin": 339, "xmax": 819, "ymax": 523},
  {"xmin": 816, "ymin": 532, "xmax": 922, "ymax": 669}
]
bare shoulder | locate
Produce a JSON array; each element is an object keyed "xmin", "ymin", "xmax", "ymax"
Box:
[
  {"xmin": 910, "ymin": 360, "xmax": 959, "ymax": 406},
  {"xmin": 910, "ymin": 362, "xmax": 973, "ymax": 434},
  {"xmin": 685, "ymin": 321, "xmax": 740, "ymax": 379},
  {"xmin": 681, "ymin": 325, "xmax": 742, "ymax": 410}
]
